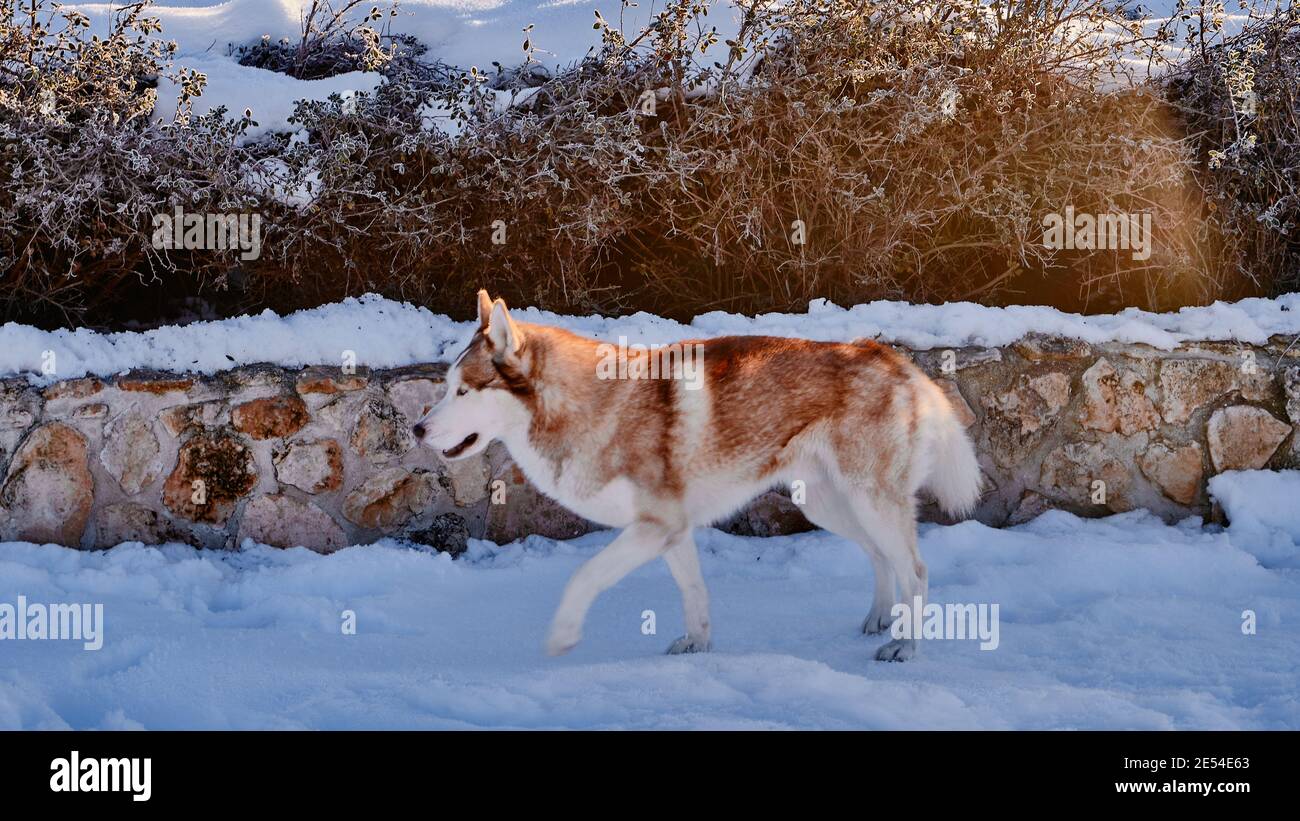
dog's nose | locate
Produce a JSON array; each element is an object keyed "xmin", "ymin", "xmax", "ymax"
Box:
[{"xmin": 412, "ymin": 423, "xmax": 426, "ymax": 439}]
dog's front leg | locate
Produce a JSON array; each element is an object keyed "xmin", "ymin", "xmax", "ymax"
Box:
[
  {"xmin": 546, "ymin": 519, "xmax": 682, "ymax": 656},
  {"xmin": 663, "ymin": 534, "xmax": 711, "ymax": 654}
]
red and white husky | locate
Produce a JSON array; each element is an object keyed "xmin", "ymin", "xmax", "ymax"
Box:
[{"xmin": 414, "ymin": 291, "xmax": 981, "ymax": 661}]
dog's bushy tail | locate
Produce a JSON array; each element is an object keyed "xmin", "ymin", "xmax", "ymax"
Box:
[{"xmin": 922, "ymin": 385, "xmax": 983, "ymax": 518}]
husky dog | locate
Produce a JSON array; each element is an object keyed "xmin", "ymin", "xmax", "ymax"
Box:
[{"xmin": 413, "ymin": 291, "xmax": 982, "ymax": 661}]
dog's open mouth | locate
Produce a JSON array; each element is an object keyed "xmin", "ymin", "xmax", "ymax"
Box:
[{"xmin": 441, "ymin": 433, "xmax": 479, "ymax": 459}]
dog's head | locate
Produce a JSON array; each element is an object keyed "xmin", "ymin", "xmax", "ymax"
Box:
[{"xmin": 412, "ymin": 290, "xmax": 534, "ymax": 460}]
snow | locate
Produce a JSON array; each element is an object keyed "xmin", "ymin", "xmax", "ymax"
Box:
[
  {"xmin": 243, "ymin": 156, "xmax": 323, "ymax": 208},
  {"xmin": 2, "ymin": 482, "xmax": 1297, "ymax": 729},
  {"xmin": 158, "ymin": 56, "xmax": 384, "ymax": 140},
  {"xmin": 4, "ymin": 292, "xmax": 1300, "ymax": 382},
  {"xmin": 1110, "ymin": 3, "xmax": 1259, "ymax": 78},
  {"xmin": 1209, "ymin": 470, "xmax": 1300, "ymax": 570}
]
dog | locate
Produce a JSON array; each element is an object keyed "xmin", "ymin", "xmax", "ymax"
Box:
[{"xmin": 413, "ymin": 291, "xmax": 982, "ymax": 661}]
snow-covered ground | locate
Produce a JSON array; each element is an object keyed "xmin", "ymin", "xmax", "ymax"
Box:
[
  {"xmin": 4, "ymin": 291, "xmax": 1300, "ymax": 383},
  {"xmin": 1, "ymin": 470, "xmax": 1296, "ymax": 730}
]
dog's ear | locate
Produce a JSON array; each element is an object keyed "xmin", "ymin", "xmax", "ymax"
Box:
[
  {"xmin": 486, "ymin": 298, "xmax": 525, "ymax": 358},
  {"xmin": 476, "ymin": 289, "xmax": 493, "ymax": 330}
]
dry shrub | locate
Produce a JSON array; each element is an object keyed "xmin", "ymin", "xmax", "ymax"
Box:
[
  {"xmin": 616, "ymin": 0, "xmax": 1223, "ymax": 313},
  {"xmin": 1163, "ymin": 2, "xmax": 1299, "ymax": 299},
  {"xmin": 256, "ymin": 0, "xmax": 1262, "ymax": 320},
  {"xmin": 0, "ymin": 0, "xmax": 259, "ymax": 325},
  {"xmin": 0, "ymin": 0, "xmax": 1295, "ymax": 327}
]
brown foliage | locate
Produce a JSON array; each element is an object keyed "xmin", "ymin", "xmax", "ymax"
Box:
[{"xmin": 1, "ymin": 0, "xmax": 1296, "ymax": 328}]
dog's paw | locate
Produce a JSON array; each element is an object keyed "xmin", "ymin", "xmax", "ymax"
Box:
[
  {"xmin": 545, "ymin": 622, "xmax": 582, "ymax": 656},
  {"xmin": 665, "ymin": 635, "xmax": 711, "ymax": 655},
  {"xmin": 874, "ymin": 638, "xmax": 918, "ymax": 662},
  {"xmin": 861, "ymin": 609, "xmax": 894, "ymax": 636}
]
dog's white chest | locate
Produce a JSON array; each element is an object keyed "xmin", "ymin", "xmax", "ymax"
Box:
[{"xmin": 500, "ymin": 437, "xmax": 638, "ymax": 529}]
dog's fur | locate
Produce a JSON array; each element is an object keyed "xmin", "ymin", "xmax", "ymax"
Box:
[{"xmin": 414, "ymin": 291, "xmax": 982, "ymax": 661}]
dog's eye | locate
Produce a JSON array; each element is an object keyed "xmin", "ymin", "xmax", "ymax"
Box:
[{"xmin": 456, "ymin": 386, "xmax": 468, "ymax": 397}]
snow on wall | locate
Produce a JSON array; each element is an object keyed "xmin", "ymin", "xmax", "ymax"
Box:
[{"xmin": 3, "ymin": 293, "xmax": 1300, "ymax": 382}]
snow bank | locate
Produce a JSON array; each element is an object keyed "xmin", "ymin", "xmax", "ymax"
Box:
[
  {"xmin": 3, "ymin": 292, "xmax": 1300, "ymax": 382},
  {"xmin": 0, "ymin": 295, "xmax": 462, "ymax": 382},
  {"xmin": 1209, "ymin": 470, "xmax": 1300, "ymax": 569},
  {"xmin": 2, "ymin": 482, "xmax": 1297, "ymax": 729}
]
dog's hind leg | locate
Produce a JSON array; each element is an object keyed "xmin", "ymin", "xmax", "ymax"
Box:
[
  {"xmin": 851, "ymin": 494, "xmax": 926, "ymax": 662},
  {"xmin": 546, "ymin": 517, "xmax": 684, "ymax": 656},
  {"xmin": 860, "ymin": 556, "xmax": 898, "ymax": 636},
  {"xmin": 800, "ymin": 479, "xmax": 897, "ymax": 636},
  {"xmin": 663, "ymin": 532, "xmax": 711, "ymax": 654}
]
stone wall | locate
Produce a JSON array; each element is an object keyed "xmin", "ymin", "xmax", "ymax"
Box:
[{"xmin": 1, "ymin": 333, "xmax": 1298, "ymax": 552}]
